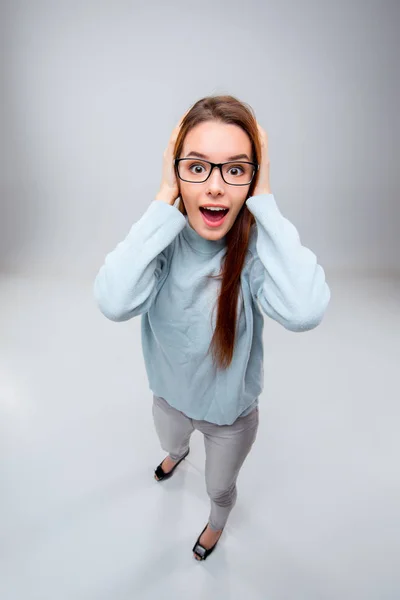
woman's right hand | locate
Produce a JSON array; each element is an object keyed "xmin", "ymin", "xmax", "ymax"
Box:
[{"xmin": 156, "ymin": 110, "xmax": 189, "ymax": 205}]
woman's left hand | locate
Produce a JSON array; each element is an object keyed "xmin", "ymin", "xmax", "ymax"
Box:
[{"xmin": 253, "ymin": 123, "xmax": 271, "ymax": 196}]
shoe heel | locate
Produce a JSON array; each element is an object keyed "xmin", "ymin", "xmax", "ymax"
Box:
[{"xmin": 154, "ymin": 447, "xmax": 190, "ymax": 481}]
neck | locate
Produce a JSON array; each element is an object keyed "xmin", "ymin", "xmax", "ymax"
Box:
[{"xmin": 181, "ymin": 215, "xmax": 227, "ymax": 254}]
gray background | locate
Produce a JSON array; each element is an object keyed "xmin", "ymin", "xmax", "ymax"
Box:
[
  {"xmin": 1, "ymin": 0, "xmax": 399, "ymax": 277},
  {"xmin": 1, "ymin": 2, "xmax": 399, "ymax": 600}
]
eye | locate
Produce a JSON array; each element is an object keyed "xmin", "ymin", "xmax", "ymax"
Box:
[
  {"xmin": 189, "ymin": 162, "xmax": 207, "ymax": 174},
  {"xmin": 227, "ymin": 165, "xmax": 245, "ymax": 176}
]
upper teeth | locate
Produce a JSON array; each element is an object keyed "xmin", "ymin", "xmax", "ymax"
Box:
[{"xmin": 204, "ymin": 207, "xmax": 225, "ymax": 211}]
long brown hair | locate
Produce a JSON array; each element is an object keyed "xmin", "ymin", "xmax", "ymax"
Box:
[{"xmin": 173, "ymin": 95, "xmax": 262, "ymax": 370}]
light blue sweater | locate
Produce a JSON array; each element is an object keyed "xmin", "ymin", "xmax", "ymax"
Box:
[{"xmin": 94, "ymin": 193, "xmax": 331, "ymax": 425}]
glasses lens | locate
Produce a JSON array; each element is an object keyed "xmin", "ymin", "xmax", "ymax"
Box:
[
  {"xmin": 177, "ymin": 159, "xmax": 211, "ymax": 182},
  {"xmin": 177, "ymin": 159, "xmax": 254, "ymax": 185},
  {"xmin": 222, "ymin": 162, "xmax": 255, "ymax": 185}
]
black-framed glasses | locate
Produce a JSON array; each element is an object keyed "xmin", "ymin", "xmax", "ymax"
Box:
[{"xmin": 174, "ymin": 158, "xmax": 259, "ymax": 186}]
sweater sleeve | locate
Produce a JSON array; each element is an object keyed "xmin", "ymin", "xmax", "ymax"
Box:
[
  {"xmin": 93, "ymin": 200, "xmax": 187, "ymax": 321},
  {"xmin": 245, "ymin": 193, "xmax": 331, "ymax": 332}
]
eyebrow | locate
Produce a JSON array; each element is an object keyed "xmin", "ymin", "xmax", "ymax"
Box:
[{"xmin": 185, "ymin": 151, "xmax": 251, "ymax": 161}]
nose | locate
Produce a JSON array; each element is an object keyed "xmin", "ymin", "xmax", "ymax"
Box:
[{"xmin": 207, "ymin": 165, "xmax": 225, "ymax": 187}]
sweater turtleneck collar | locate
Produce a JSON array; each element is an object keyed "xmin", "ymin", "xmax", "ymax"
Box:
[{"xmin": 181, "ymin": 214, "xmax": 227, "ymax": 255}]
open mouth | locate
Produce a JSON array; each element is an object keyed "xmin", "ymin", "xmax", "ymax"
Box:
[{"xmin": 199, "ymin": 207, "xmax": 229, "ymax": 227}]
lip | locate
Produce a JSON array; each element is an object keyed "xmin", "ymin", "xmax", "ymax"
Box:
[
  {"xmin": 200, "ymin": 208, "xmax": 229, "ymax": 228},
  {"xmin": 200, "ymin": 204, "xmax": 230, "ymax": 209}
]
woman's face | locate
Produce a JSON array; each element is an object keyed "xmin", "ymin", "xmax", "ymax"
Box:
[{"xmin": 178, "ymin": 121, "xmax": 253, "ymax": 241}]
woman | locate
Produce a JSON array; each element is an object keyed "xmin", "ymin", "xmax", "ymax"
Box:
[{"xmin": 93, "ymin": 95, "xmax": 331, "ymax": 561}]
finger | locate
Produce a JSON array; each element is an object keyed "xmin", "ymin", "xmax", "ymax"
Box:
[
  {"xmin": 257, "ymin": 123, "xmax": 266, "ymax": 138},
  {"xmin": 258, "ymin": 128, "xmax": 268, "ymax": 148}
]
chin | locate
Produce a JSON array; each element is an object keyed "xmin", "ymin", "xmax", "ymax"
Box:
[{"xmin": 202, "ymin": 230, "xmax": 226, "ymax": 240}]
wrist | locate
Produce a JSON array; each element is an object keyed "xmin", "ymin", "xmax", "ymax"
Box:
[
  {"xmin": 155, "ymin": 190, "xmax": 176, "ymax": 204},
  {"xmin": 254, "ymin": 189, "xmax": 272, "ymax": 196}
]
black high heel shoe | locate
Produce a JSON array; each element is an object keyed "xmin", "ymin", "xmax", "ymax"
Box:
[
  {"xmin": 192, "ymin": 522, "xmax": 224, "ymax": 561},
  {"xmin": 154, "ymin": 448, "xmax": 190, "ymax": 481}
]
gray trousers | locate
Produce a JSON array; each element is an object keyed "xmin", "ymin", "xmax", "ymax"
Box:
[{"xmin": 152, "ymin": 394, "xmax": 259, "ymax": 531}]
